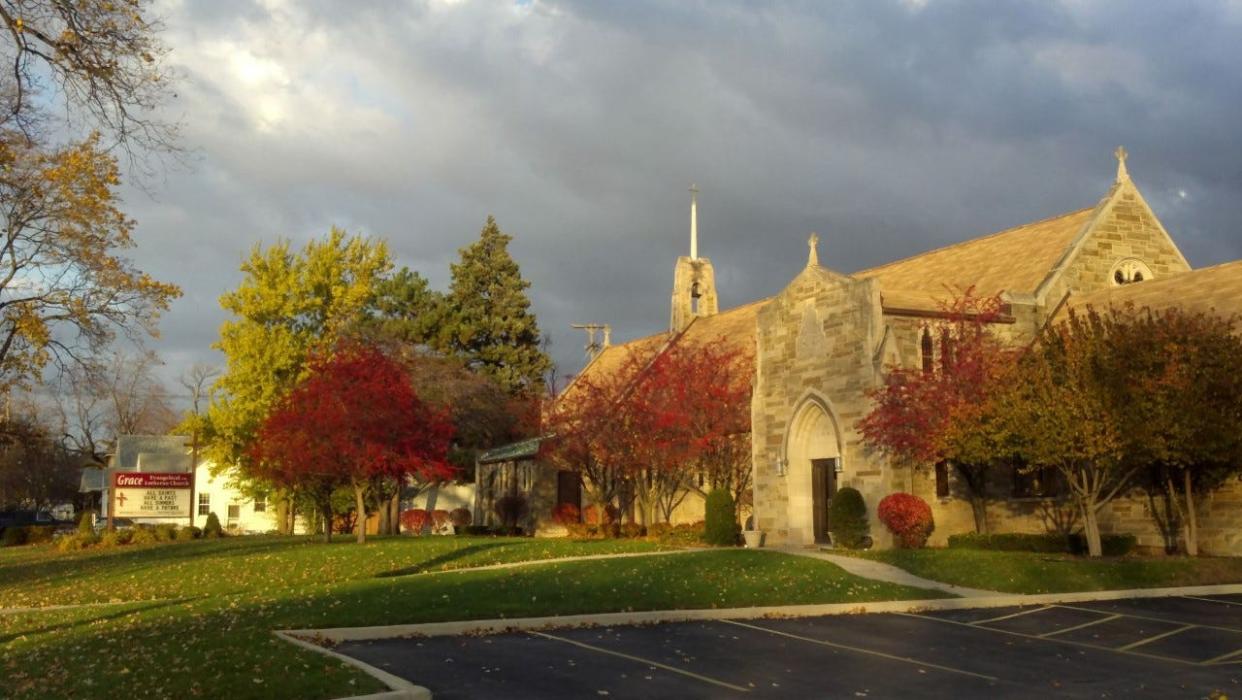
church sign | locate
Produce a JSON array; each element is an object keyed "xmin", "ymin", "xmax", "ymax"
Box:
[{"xmin": 113, "ymin": 472, "xmax": 192, "ymax": 518}]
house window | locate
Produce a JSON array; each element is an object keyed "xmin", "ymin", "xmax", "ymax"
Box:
[
  {"xmin": 1013, "ymin": 465, "xmax": 1059, "ymax": 499},
  {"xmin": 920, "ymin": 328, "xmax": 933, "ymax": 373},
  {"xmin": 198, "ymin": 493, "xmax": 210, "ymax": 516},
  {"xmin": 253, "ymin": 495, "xmax": 266, "ymax": 513},
  {"xmin": 227, "ymin": 504, "xmax": 240, "ymax": 521},
  {"xmin": 934, "ymin": 461, "xmax": 950, "ymax": 499}
]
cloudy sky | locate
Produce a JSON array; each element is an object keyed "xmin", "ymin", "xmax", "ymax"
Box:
[{"xmin": 126, "ymin": 0, "xmax": 1242, "ymax": 389}]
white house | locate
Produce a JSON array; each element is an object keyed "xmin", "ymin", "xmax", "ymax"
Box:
[{"xmin": 87, "ymin": 435, "xmax": 286, "ymax": 534}]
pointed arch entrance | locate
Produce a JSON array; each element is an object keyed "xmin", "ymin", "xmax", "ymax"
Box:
[{"xmin": 784, "ymin": 394, "xmax": 843, "ymax": 545}]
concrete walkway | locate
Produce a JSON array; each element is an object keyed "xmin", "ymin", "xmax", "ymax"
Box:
[{"xmin": 767, "ymin": 546, "xmax": 1004, "ymax": 597}]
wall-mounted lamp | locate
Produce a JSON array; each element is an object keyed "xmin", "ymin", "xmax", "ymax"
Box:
[{"xmin": 775, "ymin": 456, "xmax": 788, "ymax": 477}]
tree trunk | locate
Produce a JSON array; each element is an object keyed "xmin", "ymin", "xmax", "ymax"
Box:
[
  {"xmin": 1081, "ymin": 500, "xmax": 1102, "ymax": 557},
  {"xmin": 969, "ymin": 496, "xmax": 989, "ymax": 535},
  {"xmin": 390, "ymin": 490, "xmax": 401, "ymax": 535},
  {"xmin": 378, "ymin": 500, "xmax": 390, "ymax": 536},
  {"xmin": 354, "ymin": 482, "xmax": 368, "ymax": 544},
  {"xmin": 276, "ymin": 496, "xmax": 290, "ymax": 536},
  {"xmin": 1183, "ymin": 469, "xmax": 1199, "ymax": 557},
  {"xmin": 321, "ymin": 501, "xmax": 333, "ymax": 543}
]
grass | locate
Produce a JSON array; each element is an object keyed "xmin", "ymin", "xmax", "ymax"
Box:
[
  {"xmin": 0, "ymin": 536, "xmax": 944, "ymax": 699},
  {"xmin": 856, "ymin": 547, "xmax": 1242, "ymax": 594}
]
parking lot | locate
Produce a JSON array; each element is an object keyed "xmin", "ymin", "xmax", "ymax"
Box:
[{"xmin": 337, "ymin": 594, "xmax": 1242, "ymax": 698}]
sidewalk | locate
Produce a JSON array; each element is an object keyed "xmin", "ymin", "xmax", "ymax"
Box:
[{"xmin": 766, "ymin": 546, "xmax": 1003, "ymax": 597}]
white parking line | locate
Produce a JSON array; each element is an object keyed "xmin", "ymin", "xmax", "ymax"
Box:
[
  {"xmin": 1039, "ymin": 613, "xmax": 1122, "ymax": 638},
  {"xmin": 529, "ymin": 630, "xmax": 751, "ymax": 694},
  {"xmin": 970, "ymin": 606, "xmax": 1050, "ymax": 626},
  {"xmin": 721, "ymin": 619, "xmax": 999, "ymax": 682},
  {"xmin": 898, "ymin": 612, "xmax": 1204, "ymax": 667},
  {"xmin": 1201, "ymin": 647, "xmax": 1242, "ymax": 665},
  {"xmin": 1055, "ymin": 604, "xmax": 1242, "ymax": 636},
  {"xmin": 1183, "ymin": 595, "xmax": 1242, "ymax": 608},
  {"xmin": 1116, "ymin": 624, "xmax": 1196, "ymax": 651}
]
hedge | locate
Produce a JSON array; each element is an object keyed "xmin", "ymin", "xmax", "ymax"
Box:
[
  {"xmin": 947, "ymin": 532, "xmax": 1137, "ymax": 556},
  {"xmin": 704, "ymin": 489, "xmax": 739, "ymax": 546}
]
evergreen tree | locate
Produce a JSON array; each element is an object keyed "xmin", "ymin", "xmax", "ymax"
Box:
[
  {"xmin": 441, "ymin": 217, "xmax": 551, "ymax": 395},
  {"xmin": 361, "ymin": 267, "xmax": 446, "ymax": 348}
]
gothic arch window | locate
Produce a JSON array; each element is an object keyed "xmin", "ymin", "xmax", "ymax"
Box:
[
  {"xmin": 920, "ymin": 327, "xmax": 933, "ymax": 373},
  {"xmin": 1111, "ymin": 258, "xmax": 1153, "ymax": 286}
]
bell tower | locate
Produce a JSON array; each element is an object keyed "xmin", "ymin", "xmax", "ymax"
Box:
[{"xmin": 670, "ymin": 184, "xmax": 719, "ymax": 333}]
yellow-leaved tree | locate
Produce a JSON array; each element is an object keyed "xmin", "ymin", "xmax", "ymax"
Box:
[
  {"xmin": 0, "ymin": 132, "xmax": 180, "ymax": 392},
  {"xmin": 205, "ymin": 228, "xmax": 391, "ymax": 533}
]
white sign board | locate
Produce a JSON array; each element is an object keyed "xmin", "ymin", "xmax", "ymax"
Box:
[{"xmin": 113, "ymin": 472, "xmax": 192, "ymax": 518}]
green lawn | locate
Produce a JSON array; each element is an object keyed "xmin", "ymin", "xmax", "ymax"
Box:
[
  {"xmin": 857, "ymin": 548, "xmax": 1242, "ymax": 594},
  {"xmin": 0, "ymin": 536, "xmax": 944, "ymax": 699}
]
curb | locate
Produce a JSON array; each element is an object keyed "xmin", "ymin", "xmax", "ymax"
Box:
[
  {"xmin": 272, "ymin": 631, "xmax": 431, "ymax": 700},
  {"xmin": 288, "ymin": 581, "xmax": 1242, "ymax": 643}
]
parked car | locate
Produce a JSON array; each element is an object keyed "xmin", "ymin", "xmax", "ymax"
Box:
[{"xmin": 0, "ymin": 509, "xmax": 55, "ymax": 529}]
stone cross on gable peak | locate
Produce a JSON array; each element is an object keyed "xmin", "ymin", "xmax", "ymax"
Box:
[
  {"xmin": 1115, "ymin": 145, "xmax": 1129, "ymax": 183},
  {"xmin": 807, "ymin": 233, "xmax": 820, "ymax": 267}
]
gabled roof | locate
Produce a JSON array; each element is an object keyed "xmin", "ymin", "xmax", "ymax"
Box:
[
  {"xmin": 1063, "ymin": 260, "xmax": 1242, "ymax": 321},
  {"xmin": 561, "ymin": 298, "xmax": 765, "ymax": 400},
  {"xmin": 854, "ymin": 208, "xmax": 1095, "ymax": 299}
]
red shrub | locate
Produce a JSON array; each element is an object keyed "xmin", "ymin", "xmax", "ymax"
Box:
[
  {"xmin": 581, "ymin": 503, "xmax": 620, "ymax": 525},
  {"xmin": 400, "ymin": 509, "xmax": 430, "ymax": 533},
  {"xmin": 877, "ymin": 493, "xmax": 935, "ymax": 548},
  {"xmin": 449, "ymin": 507, "xmax": 472, "ymax": 527},
  {"xmin": 552, "ymin": 503, "xmax": 580, "ymax": 525}
]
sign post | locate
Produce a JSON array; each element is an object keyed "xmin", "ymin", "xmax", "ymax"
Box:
[{"xmin": 112, "ymin": 472, "xmax": 193, "ymax": 519}]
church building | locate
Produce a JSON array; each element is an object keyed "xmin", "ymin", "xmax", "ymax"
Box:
[{"xmin": 539, "ymin": 150, "xmax": 1242, "ymax": 554}]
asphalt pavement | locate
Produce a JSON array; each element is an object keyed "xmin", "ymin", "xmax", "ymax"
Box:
[{"xmin": 337, "ymin": 594, "xmax": 1242, "ymax": 698}]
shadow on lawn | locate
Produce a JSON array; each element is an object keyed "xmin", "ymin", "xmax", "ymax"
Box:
[
  {"xmin": 0, "ymin": 537, "xmax": 304, "ymax": 590},
  {"xmin": 373, "ymin": 541, "xmax": 519, "ymax": 578},
  {"xmin": 0, "ymin": 596, "xmax": 203, "ymax": 645}
]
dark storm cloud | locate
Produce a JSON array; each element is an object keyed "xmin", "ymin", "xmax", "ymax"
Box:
[{"xmin": 126, "ymin": 0, "xmax": 1242, "ymax": 385}]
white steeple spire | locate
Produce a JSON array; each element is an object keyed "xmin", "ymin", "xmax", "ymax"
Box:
[{"xmin": 689, "ymin": 183, "xmax": 699, "ymax": 260}]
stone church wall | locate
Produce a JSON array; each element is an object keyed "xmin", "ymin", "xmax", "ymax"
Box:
[
  {"xmin": 752, "ymin": 267, "xmax": 896, "ymax": 547},
  {"xmin": 1039, "ymin": 186, "xmax": 1192, "ymax": 314}
]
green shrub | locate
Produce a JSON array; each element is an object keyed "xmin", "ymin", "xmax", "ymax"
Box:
[
  {"xmin": 203, "ymin": 512, "xmax": 224, "ymax": 538},
  {"xmin": 828, "ymin": 487, "xmax": 869, "ymax": 549},
  {"xmin": 99, "ymin": 530, "xmax": 124, "ymax": 548},
  {"xmin": 618, "ymin": 522, "xmax": 646, "ymax": 539},
  {"xmin": 948, "ymin": 532, "xmax": 1138, "ymax": 556},
  {"xmin": 130, "ymin": 526, "xmax": 158, "ymax": 545},
  {"xmin": 2, "ymin": 526, "xmax": 26, "ymax": 547},
  {"xmin": 24, "ymin": 525, "xmax": 55, "ymax": 545},
  {"xmin": 460, "ymin": 525, "xmax": 492, "ymax": 536},
  {"xmin": 154, "ymin": 524, "xmax": 179, "ymax": 541},
  {"xmin": 78, "ymin": 512, "xmax": 95, "ymax": 535},
  {"xmin": 56, "ymin": 533, "xmax": 99, "ymax": 552},
  {"xmin": 448, "ymin": 507, "xmax": 472, "ymax": 528},
  {"xmin": 492, "ymin": 496, "xmax": 529, "ymax": 529},
  {"xmin": 657, "ymin": 521, "xmax": 705, "ymax": 546},
  {"xmin": 704, "ymin": 490, "xmax": 739, "ymax": 546},
  {"xmin": 1070, "ymin": 533, "xmax": 1137, "ymax": 557},
  {"xmin": 176, "ymin": 526, "xmax": 200, "ymax": 541}
]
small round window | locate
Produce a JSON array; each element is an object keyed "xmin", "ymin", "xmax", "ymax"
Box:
[{"xmin": 1110, "ymin": 258, "xmax": 1152, "ymax": 286}]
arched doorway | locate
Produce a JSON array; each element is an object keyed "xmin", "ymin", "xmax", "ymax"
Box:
[{"xmin": 785, "ymin": 397, "xmax": 842, "ymax": 545}]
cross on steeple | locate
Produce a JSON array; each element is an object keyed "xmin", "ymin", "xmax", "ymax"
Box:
[
  {"xmin": 1115, "ymin": 145, "xmax": 1129, "ymax": 183},
  {"xmin": 807, "ymin": 233, "xmax": 820, "ymax": 267}
]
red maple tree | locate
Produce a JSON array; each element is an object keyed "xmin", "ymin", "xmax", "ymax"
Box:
[
  {"xmin": 545, "ymin": 334, "xmax": 752, "ymax": 527},
  {"xmin": 250, "ymin": 343, "xmax": 455, "ymax": 542},
  {"xmin": 858, "ymin": 289, "xmax": 1014, "ymax": 533}
]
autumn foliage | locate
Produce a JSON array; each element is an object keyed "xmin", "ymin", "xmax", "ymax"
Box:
[
  {"xmin": 877, "ymin": 493, "xmax": 934, "ymax": 549},
  {"xmin": 544, "ymin": 335, "xmax": 753, "ymax": 529},
  {"xmin": 250, "ymin": 343, "xmax": 455, "ymax": 542}
]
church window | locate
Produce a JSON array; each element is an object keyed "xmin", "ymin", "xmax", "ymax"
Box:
[
  {"xmin": 1012, "ymin": 464, "xmax": 1060, "ymax": 499},
  {"xmin": 1110, "ymin": 258, "xmax": 1153, "ymax": 286},
  {"xmin": 920, "ymin": 328, "xmax": 933, "ymax": 373},
  {"xmin": 939, "ymin": 329, "xmax": 955, "ymax": 372},
  {"xmin": 934, "ymin": 461, "xmax": 950, "ymax": 499}
]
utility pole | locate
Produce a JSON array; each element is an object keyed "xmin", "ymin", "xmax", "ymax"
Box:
[{"xmin": 571, "ymin": 323, "xmax": 612, "ymax": 361}]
